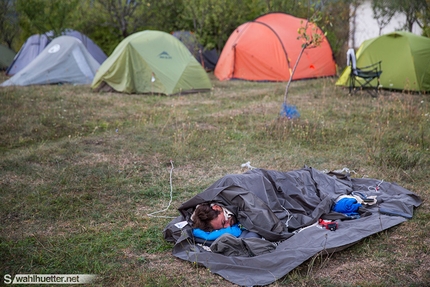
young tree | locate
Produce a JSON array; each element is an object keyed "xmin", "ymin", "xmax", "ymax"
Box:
[{"xmin": 281, "ymin": 2, "xmax": 326, "ymax": 118}]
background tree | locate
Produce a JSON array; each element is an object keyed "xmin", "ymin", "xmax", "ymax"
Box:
[
  {"xmin": 263, "ymin": 0, "xmax": 311, "ymax": 17},
  {"xmin": 316, "ymin": 0, "xmax": 352, "ymax": 68},
  {"xmin": 6, "ymin": 0, "xmax": 427, "ymax": 70},
  {"xmin": 16, "ymin": 0, "xmax": 80, "ymax": 39},
  {"xmin": 395, "ymin": 0, "xmax": 427, "ymax": 32},
  {"xmin": 182, "ymin": 0, "xmax": 264, "ymax": 52},
  {"xmin": 371, "ymin": 0, "xmax": 427, "ymax": 32},
  {"xmin": 74, "ymin": 0, "xmax": 186, "ymax": 55},
  {"xmin": 0, "ymin": 0, "xmax": 19, "ymax": 50},
  {"xmin": 71, "ymin": 0, "xmax": 119, "ymax": 54},
  {"xmin": 349, "ymin": 0, "xmax": 364, "ymax": 49},
  {"xmin": 91, "ymin": 0, "xmax": 146, "ymax": 39},
  {"xmin": 146, "ymin": 0, "xmax": 187, "ymax": 32},
  {"xmin": 372, "ymin": 0, "xmax": 396, "ymax": 35},
  {"xmin": 420, "ymin": 0, "xmax": 430, "ymax": 36}
]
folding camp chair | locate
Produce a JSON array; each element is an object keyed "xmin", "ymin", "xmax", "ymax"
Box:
[{"xmin": 347, "ymin": 48, "xmax": 382, "ymax": 97}]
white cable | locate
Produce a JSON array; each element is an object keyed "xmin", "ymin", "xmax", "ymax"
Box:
[
  {"xmin": 241, "ymin": 161, "xmax": 257, "ymax": 170},
  {"xmin": 147, "ymin": 160, "xmax": 176, "ymax": 218},
  {"xmin": 368, "ymin": 179, "xmax": 384, "ymax": 193},
  {"xmin": 282, "ymin": 206, "xmax": 293, "ymax": 228},
  {"xmin": 333, "ymin": 167, "xmax": 356, "ymax": 174},
  {"xmin": 293, "ymin": 221, "xmax": 320, "ymax": 234}
]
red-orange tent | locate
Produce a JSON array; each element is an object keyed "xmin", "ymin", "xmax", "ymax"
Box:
[{"xmin": 214, "ymin": 13, "xmax": 336, "ymax": 82}]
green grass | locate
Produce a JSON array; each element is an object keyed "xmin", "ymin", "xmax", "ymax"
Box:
[{"xmin": 0, "ymin": 74, "xmax": 429, "ymax": 286}]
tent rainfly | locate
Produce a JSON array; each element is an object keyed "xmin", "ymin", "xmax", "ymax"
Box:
[
  {"xmin": 6, "ymin": 29, "xmax": 107, "ymax": 76},
  {"xmin": 214, "ymin": 12, "xmax": 337, "ymax": 82},
  {"xmin": 1, "ymin": 36, "xmax": 100, "ymax": 86},
  {"xmin": 336, "ymin": 31, "xmax": 430, "ymax": 92},
  {"xmin": 91, "ymin": 30, "xmax": 212, "ymax": 95}
]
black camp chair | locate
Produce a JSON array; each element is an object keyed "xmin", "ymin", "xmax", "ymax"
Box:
[{"xmin": 347, "ymin": 49, "xmax": 382, "ymax": 97}]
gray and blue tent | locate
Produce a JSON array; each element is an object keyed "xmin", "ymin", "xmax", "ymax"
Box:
[
  {"xmin": 6, "ymin": 29, "xmax": 106, "ymax": 76},
  {"xmin": 1, "ymin": 36, "xmax": 100, "ymax": 86}
]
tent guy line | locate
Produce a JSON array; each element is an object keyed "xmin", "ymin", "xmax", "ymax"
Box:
[{"xmin": 147, "ymin": 160, "xmax": 176, "ymax": 219}]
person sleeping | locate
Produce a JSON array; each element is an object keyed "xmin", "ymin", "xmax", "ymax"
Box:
[{"xmin": 191, "ymin": 203, "xmax": 243, "ymax": 240}]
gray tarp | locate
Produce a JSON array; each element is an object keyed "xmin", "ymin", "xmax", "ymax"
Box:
[{"xmin": 163, "ymin": 167, "xmax": 422, "ymax": 286}]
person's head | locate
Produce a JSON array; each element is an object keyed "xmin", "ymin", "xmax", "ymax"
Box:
[{"xmin": 191, "ymin": 203, "xmax": 235, "ymax": 232}]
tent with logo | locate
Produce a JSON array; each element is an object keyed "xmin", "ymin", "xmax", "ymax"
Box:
[
  {"xmin": 163, "ymin": 167, "xmax": 422, "ymax": 286},
  {"xmin": 172, "ymin": 30, "xmax": 219, "ymax": 71},
  {"xmin": 91, "ymin": 30, "xmax": 212, "ymax": 95},
  {"xmin": 1, "ymin": 36, "xmax": 100, "ymax": 86},
  {"xmin": 214, "ymin": 12, "xmax": 336, "ymax": 82},
  {"xmin": 6, "ymin": 29, "xmax": 107, "ymax": 76},
  {"xmin": 336, "ymin": 31, "xmax": 430, "ymax": 92},
  {"xmin": 0, "ymin": 45, "xmax": 16, "ymax": 70}
]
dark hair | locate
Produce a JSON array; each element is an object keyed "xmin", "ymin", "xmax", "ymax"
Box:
[{"xmin": 192, "ymin": 203, "xmax": 220, "ymax": 232}]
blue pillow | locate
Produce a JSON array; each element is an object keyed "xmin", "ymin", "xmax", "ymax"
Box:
[{"xmin": 193, "ymin": 224, "xmax": 242, "ymax": 241}]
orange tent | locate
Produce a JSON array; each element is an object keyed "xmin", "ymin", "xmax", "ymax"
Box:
[{"xmin": 214, "ymin": 13, "xmax": 336, "ymax": 82}]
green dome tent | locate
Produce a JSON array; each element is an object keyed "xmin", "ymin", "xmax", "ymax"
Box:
[
  {"xmin": 91, "ymin": 30, "xmax": 212, "ymax": 95},
  {"xmin": 336, "ymin": 32, "xmax": 430, "ymax": 92}
]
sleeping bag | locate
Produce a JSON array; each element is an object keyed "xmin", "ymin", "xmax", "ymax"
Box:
[{"xmin": 163, "ymin": 166, "xmax": 422, "ymax": 286}]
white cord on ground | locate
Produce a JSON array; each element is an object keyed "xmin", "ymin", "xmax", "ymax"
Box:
[
  {"xmin": 333, "ymin": 167, "xmax": 356, "ymax": 174},
  {"xmin": 241, "ymin": 161, "xmax": 257, "ymax": 170},
  {"xmin": 147, "ymin": 160, "xmax": 176, "ymax": 218},
  {"xmin": 292, "ymin": 221, "xmax": 320, "ymax": 234},
  {"xmin": 368, "ymin": 179, "xmax": 384, "ymax": 192}
]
